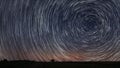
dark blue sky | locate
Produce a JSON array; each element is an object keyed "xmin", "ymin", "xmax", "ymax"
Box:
[{"xmin": 0, "ymin": 0, "xmax": 120, "ymax": 61}]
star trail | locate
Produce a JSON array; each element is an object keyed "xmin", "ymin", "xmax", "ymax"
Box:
[{"xmin": 0, "ymin": 0, "xmax": 120, "ymax": 61}]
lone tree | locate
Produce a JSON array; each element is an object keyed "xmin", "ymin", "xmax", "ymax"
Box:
[
  {"xmin": 3, "ymin": 59, "xmax": 8, "ymax": 62},
  {"xmin": 51, "ymin": 59, "xmax": 55, "ymax": 62}
]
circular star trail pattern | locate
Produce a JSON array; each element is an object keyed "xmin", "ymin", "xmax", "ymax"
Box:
[{"xmin": 0, "ymin": 0, "xmax": 120, "ymax": 61}]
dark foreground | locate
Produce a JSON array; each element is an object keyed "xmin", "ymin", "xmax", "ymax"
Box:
[{"xmin": 0, "ymin": 60, "xmax": 119, "ymax": 68}]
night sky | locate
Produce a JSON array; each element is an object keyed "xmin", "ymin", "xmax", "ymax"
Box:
[{"xmin": 0, "ymin": 0, "xmax": 120, "ymax": 61}]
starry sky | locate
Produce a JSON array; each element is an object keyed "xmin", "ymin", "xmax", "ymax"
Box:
[{"xmin": 0, "ymin": 0, "xmax": 120, "ymax": 61}]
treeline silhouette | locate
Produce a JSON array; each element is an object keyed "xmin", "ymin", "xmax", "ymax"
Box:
[
  {"xmin": 0, "ymin": 59, "xmax": 57, "ymax": 68},
  {"xmin": 0, "ymin": 59, "xmax": 119, "ymax": 68}
]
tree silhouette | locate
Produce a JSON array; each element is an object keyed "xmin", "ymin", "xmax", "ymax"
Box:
[
  {"xmin": 3, "ymin": 59, "xmax": 8, "ymax": 62},
  {"xmin": 51, "ymin": 59, "xmax": 55, "ymax": 62}
]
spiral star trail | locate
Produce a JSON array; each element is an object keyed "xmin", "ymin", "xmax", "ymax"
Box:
[{"xmin": 0, "ymin": 0, "xmax": 120, "ymax": 61}]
